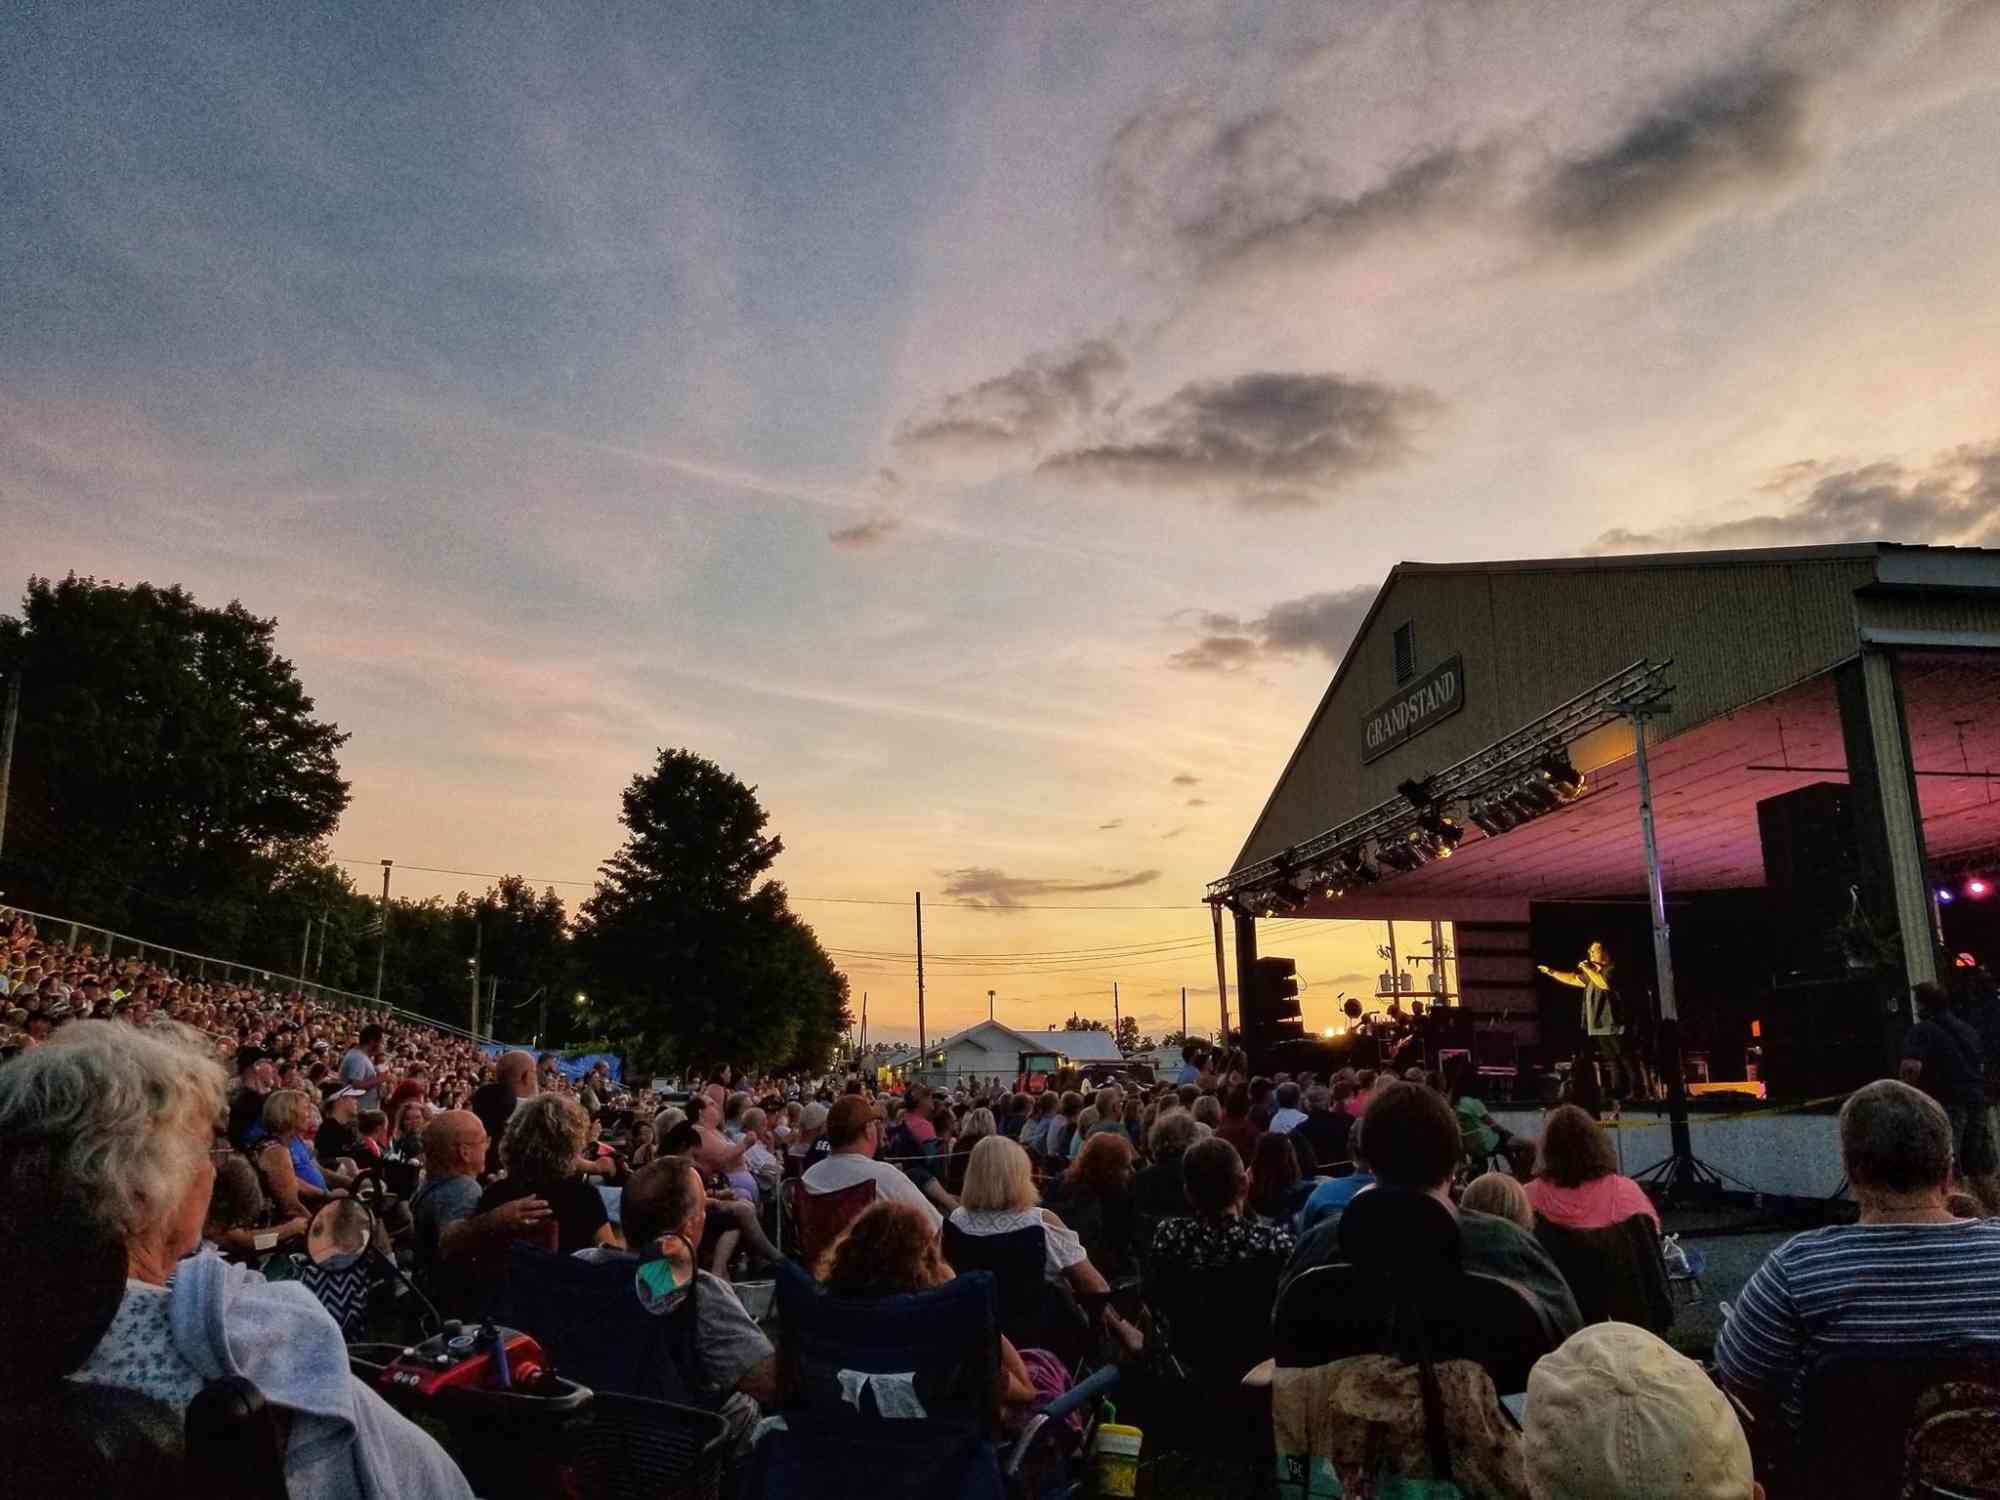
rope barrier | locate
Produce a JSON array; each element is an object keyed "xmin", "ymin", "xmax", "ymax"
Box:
[{"xmin": 1586, "ymin": 1091, "xmax": 1854, "ymax": 1129}]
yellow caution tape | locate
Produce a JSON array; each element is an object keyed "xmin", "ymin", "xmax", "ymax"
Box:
[{"xmin": 1588, "ymin": 1091, "xmax": 1853, "ymax": 1128}]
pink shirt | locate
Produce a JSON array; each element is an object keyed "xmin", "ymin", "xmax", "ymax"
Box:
[{"xmin": 1523, "ymin": 1173, "xmax": 1659, "ymax": 1232}]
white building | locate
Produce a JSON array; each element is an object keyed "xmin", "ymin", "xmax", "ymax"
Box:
[{"xmin": 906, "ymin": 1020, "xmax": 1127, "ymax": 1088}]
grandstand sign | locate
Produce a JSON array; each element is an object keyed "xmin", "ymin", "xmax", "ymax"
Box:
[{"xmin": 1361, "ymin": 654, "xmax": 1464, "ymax": 763}]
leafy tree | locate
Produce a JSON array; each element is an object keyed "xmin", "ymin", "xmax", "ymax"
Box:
[
  {"xmin": 0, "ymin": 574, "xmax": 348, "ymax": 947},
  {"xmin": 1114, "ymin": 1015, "xmax": 1143, "ymax": 1054},
  {"xmin": 1062, "ymin": 1013, "xmax": 1108, "ymax": 1033},
  {"xmin": 574, "ymin": 749, "xmax": 850, "ymax": 1073}
]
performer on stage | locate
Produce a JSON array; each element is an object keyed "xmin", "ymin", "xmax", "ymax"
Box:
[{"xmin": 1539, "ymin": 942, "xmax": 1632, "ymax": 1104}]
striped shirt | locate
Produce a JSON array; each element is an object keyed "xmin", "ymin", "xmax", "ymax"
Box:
[{"xmin": 1714, "ymin": 1219, "xmax": 2000, "ymax": 1424}]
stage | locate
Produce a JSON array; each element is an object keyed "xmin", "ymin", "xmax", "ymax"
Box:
[{"xmin": 1210, "ymin": 544, "xmax": 2000, "ymax": 1109}]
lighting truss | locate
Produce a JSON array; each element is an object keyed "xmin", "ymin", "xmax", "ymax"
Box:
[{"xmin": 1209, "ymin": 658, "xmax": 1672, "ymax": 905}]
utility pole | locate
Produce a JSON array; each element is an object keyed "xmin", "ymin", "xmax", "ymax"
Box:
[
  {"xmin": 373, "ymin": 860, "xmax": 392, "ymax": 1001},
  {"xmin": 914, "ymin": 892, "xmax": 927, "ymax": 1060},
  {"xmin": 299, "ymin": 917, "xmax": 312, "ymax": 978},
  {"xmin": 987, "ymin": 988, "xmax": 995, "ymax": 1023},
  {"xmin": 468, "ymin": 917, "xmax": 483, "ymax": 1039},
  {"xmin": 0, "ymin": 671, "xmax": 20, "ymax": 862},
  {"xmin": 536, "ymin": 988, "xmax": 549, "ymax": 1050},
  {"xmin": 1113, "ymin": 982, "xmax": 1120, "ymax": 1037},
  {"xmin": 313, "ymin": 911, "xmax": 329, "ymax": 980},
  {"xmin": 860, "ymin": 992, "xmax": 868, "ymax": 1053},
  {"xmin": 1181, "ymin": 986, "xmax": 1188, "ymax": 1042}
]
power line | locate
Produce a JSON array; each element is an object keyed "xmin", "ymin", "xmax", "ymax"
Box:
[{"xmin": 329, "ymin": 855, "xmax": 1224, "ymax": 911}]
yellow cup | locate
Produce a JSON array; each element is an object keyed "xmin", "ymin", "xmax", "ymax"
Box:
[{"xmin": 1092, "ymin": 1422, "xmax": 1143, "ymax": 1497}]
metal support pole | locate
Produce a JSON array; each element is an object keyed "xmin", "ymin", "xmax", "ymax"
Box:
[
  {"xmin": 1211, "ymin": 902, "xmax": 1232, "ymax": 1043},
  {"xmin": 915, "ymin": 892, "xmax": 926, "ymax": 1061},
  {"xmin": 1628, "ymin": 710, "xmax": 1725, "ymax": 1200},
  {"xmin": 299, "ymin": 918, "xmax": 312, "ymax": 978}
]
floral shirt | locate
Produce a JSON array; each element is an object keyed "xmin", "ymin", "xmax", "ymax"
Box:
[
  {"xmin": 70, "ymin": 1280, "xmax": 205, "ymax": 1412},
  {"xmin": 1149, "ymin": 1212, "xmax": 1295, "ymax": 1274}
]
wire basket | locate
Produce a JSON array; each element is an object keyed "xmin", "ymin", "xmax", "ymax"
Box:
[{"xmin": 564, "ymin": 1391, "xmax": 731, "ymax": 1500}]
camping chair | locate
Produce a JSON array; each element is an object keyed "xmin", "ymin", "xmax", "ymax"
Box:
[
  {"xmin": 782, "ymin": 1177, "xmax": 876, "ymax": 1266},
  {"xmin": 1795, "ymin": 1347, "xmax": 2000, "ymax": 1500},
  {"xmin": 1532, "ymin": 1214, "xmax": 1675, "ymax": 1334},
  {"xmin": 1136, "ymin": 1246, "xmax": 1286, "ymax": 1471},
  {"xmin": 496, "ymin": 1240, "xmax": 710, "ymax": 1407},
  {"xmin": 745, "ymin": 1259, "xmax": 1112, "ymax": 1500},
  {"xmin": 1273, "ymin": 1187, "xmax": 1555, "ymax": 1398},
  {"xmin": 942, "ymin": 1219, "xmax": 1092, "ymax": 1365}
]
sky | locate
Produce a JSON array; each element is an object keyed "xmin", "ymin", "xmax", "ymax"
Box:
[{"xmin": 6, "ymin": 2, "xmax": 2000, "ymax": 1046}]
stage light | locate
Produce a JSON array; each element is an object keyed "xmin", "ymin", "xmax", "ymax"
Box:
[
  {"xmin": 1969, "ymin": 878, "xmax": 1992, "ymax": 899},
  {"xmin": 1938, "ymin": 888, "xmax": 1956, "ymax": 904},
  {"xmin": 1539, "ymin": 754, "xmax": 1586, "ymax": 802},
  {"xmin": 1470, "ymin": 801, "xmax": 1519, "ymax": 836},
  {"xmin": 1338, "ymin": 848, "xmax": 1381, "ymax": 884},
  {"xmin": 1321, "ymin": 1026, "xmax": 1336, "ymax": 1039},
  {"xmin": 1397, "ymin": 776, "xmax": 1435, "ymax": 808}
]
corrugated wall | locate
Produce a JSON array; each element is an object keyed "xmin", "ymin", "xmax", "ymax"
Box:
[{"xmin": 1236, "ymin": 557, "xmax": 1874, "ymax": 869}]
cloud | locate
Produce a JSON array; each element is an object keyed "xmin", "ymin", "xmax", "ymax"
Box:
[
  {"xmin": 1037, "ymin": 372, "xmax": 1440, "ymax": 509},
  {"xmin": 1101, "ymin": 5, "xmax": 1987, "ymax": 294},
  {"xmin": 1160, "ymin": 826, "xmax": 1188, "ymax": 840},
  {"xmin": 937, "ymin": 865, "xmax": 1161, "ymax": 911},
  {"xmin": 1185, "ymin": 797, "xmax": 1209, "ymax": 807},
  {"xmin": 1169, "ymin": 582, "xmax": 1376, "ymax": 672},
  {"xmin": 1097, "ymin": 818, "xmax": 1124, "ymax": 830},
  {"xmin": 1170, "ymin": 773, "xmax": 1200, "ymax": 786},
  {"xmin": 827, "ymin": 515, "xmax": 903, "ymax": 548},
  {"xmin": 895, "ymin": 338, "xmax": 1128, "ymax": 470},
  {"xmin": 1594, "ymin": 439, "xmax": 2000, "ymax": 553}
]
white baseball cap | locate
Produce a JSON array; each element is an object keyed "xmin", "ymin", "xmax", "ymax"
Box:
[{"xmin": 1524, "ymin": 1322, "xmax": 1756, "ymax": 1500}]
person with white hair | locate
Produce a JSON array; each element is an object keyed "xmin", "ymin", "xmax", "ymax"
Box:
[
  {"xmin": 1716, "ymin": 1078, "xmax": 2000, "ymax": 1431},
  {"xmin": 0, "ymin": 1021, "xmax": 471, "ymax": 1498}
]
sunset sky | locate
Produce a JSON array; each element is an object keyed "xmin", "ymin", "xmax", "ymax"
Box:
[{"xmin": 7, "ymin": 3, "xmax": 1999, "ymax": 1044}]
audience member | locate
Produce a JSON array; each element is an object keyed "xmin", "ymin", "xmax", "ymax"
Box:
[
  {"xmin": 1526, "ymin": 1322, "xmax": 1760, "ymax": 1500},
  {"xmin": 803, "ymin": 1095, "xmax": 943, "ymax": 1231},
  {"xmin": 0, "ymin": 1021, "xmax": 472, "ymax": 1498},
  {"xmin": 1460, "ymin": 1171, "xmax": 1534, "ymax": 1231},
  {"xmin": 816, "ymin": 1202, "xmax": 1044, "ymax": 1425},
  {"xmin": 413, "ymin": 1109, "xmax": 551, "ymax": 1318},
  {"xmin": 470, "ymin": 1050, "xmax": 538, "ymax": 1174},
  {"xmin": 1284, "ymin": 1083, "xmax": 1580, "ymax": 1343},
  {"xmin": 574, "ymin": 1156, "xmax": 776, "ymax": 1446},
  {"xmin": 1047, "ymin": 1128, "xmax": 1143, "ymax": 1279},
  {"xmin": 1149, "ymin": 1136, "xmax": 1295, "ymax": 1277},
  {"xmin": 1715, "ymin": 1079, "xmax": 2000, "ymax": 1429},
  {"xmin": 1268, "ymin": 1080, "xmax": 1308, "ymax": 1134},
  {"xmin": 1298, "ymin": 1115, "xmax": 1376, "ymax": 1233},
  {"xmin": 1295, "ymin": 1084, "xmax": 1352, "ymax": 1168},
  {"xmin": 1247, "ymin": 1128, "xmax": 1312, "ymax": 1226},
  {"xmin": 478, "ymin": 1093, "xmax": 617, "ymax": 1255},
  {"xmin": 1215, "ymin": 1085, "xmax": 1260, "ymax": 1158},
  {"xmin": 1901, "ymin": 979, "xmax": 2000, "ymax": 1214},
  {"xmin": 1524, "ymin": 1105, "xmax": 1657, "ymax": 1232}
]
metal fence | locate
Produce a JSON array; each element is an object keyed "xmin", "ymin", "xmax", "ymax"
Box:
[{"xmin": 2, "ymin": 901, "xmax": 482, "ymax": 1044}]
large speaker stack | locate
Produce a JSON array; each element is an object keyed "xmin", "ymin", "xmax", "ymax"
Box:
[{"xmin": 1755, "ymin": 781, "xmax": 1893, "ymax": 1097}]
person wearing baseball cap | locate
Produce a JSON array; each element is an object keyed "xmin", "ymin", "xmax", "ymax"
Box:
[
  {"xmin": 802, "ymin": 1094, "xmax": 942, "ymax": 1232},
  {"xmin": 788, "ymin": 1100, "xmax": 832, "ymax": 1174},
  {"xmin": 1525, "ymin": 1321, "xmax": 1761, "ymax": 1500}
]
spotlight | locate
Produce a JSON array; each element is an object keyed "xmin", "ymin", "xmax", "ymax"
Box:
[
  {"xmin": 1539, "ymin": 754, "xmax": 1586, "ymax": 802},
  {"xmin": 1397, "ymin": 776, "xmax": 1435, "ymax": 808},
  {"xmin": 1338, "ymin": 848, "xmax": 1381, "ymax": 884},
  {"xmin": 1470, "ymin": 801, "xmax": 1518, "ymax": 837},
  {"xmin": 1970, "ymin": 878, "xmax": 1992, "ymax": 900},
  {"xmin": 1938, "ymin": 888, "xmax": 1956, "ymax": 904}
]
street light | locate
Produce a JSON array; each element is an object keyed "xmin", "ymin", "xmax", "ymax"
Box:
[{"xmin": 988, "ymin": 989, "xmax": 996, "ymax": 1022}]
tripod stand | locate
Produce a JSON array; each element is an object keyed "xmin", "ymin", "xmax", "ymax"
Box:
[{"xmin": 1623, "ymin": 708, "xmax": 1749, "ymax": 1205}]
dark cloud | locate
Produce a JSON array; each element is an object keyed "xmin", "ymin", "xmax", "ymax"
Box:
[
  {"xmin": 938, "ymin": 865, "xmax": 1161, "ymax": 911},
  {"xmin": 1169, "ymin": 582, "xmax": 1376, "ymax": 672},
  {"xmin": 1038, "ymin": 372, "xmax": 1440, "ymax": 509},
  {"xmin": 1594, "ymin": 440, "xmax": 2000, "ymax": 553},
  {"xmin": 1534, "ymin": 68, "xmax": 1815, "ymax": 259},
  {"xmin": 895, "ymin": 339, "xmax": 1127, "ymax": 467},
  {"xmin": 1185, "ymin": 797, "xmax": 1209, "ymax": 807},
  {"xmin": 1160, "ymin": 826, "xmax": 1188, "ymax": 840},
  {"xmin": 1170, "ymin": 773, "xmax": 1200, "ymax": 786},
  {"xmin": 1098, "ymin": 818, "xmax": 1124, "ymax": 830},
  {"xmin": 828, "ymin": 515, "xmax": 902, "ymax": 548}
]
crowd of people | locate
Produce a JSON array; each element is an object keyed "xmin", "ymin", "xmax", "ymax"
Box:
[{"xmin": 8, "ymin": 903, "xmax": 2000, "ymax": 1497}]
